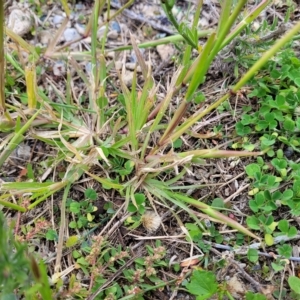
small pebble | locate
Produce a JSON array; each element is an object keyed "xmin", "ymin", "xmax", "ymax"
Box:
[
  {"xmin": 204, "ymin": 219, "xmax": 211, "ymax": 228},
  {"xmin": 85, "ymin": 62, "xmax": 92, "ymax": 74},
  {"xmin": 156, "ymin": 44, "xmax": 174, "ymax": 61},
  {"xmin": 284, "ymin": 147, "xmax": 294, "ymax": 158},
  {"xmin": 74, "ymin": 23, "xmax": 85, "ymax": 35},
  {"xmin": 252, "ymin": 264, "xmax": 261, "ymax": 271},
  {"xmin": 63, "ymin": 28, "xmax": 81, "ymax": 42},
  {"xmin": 76, "ymin": 271, "xmax": 83, "ymax": 280},
  {"xmin": 156, "ymin": 33, "xmax": 167, "ymax": 39},
  {"xmin": 69, "ymin": 12, "xmax": 76, "ymax": 21},
  {"xmin": 294, "ymin": 106, "xmax": 300, "ymax": 116},
  {"xmin": 38, "ymin": 30, "xmax": 55, "ymax": 45},
  {"xmin": 75, "ymin": 3, "xmax": 85, "ymax": 10},
  {"xmin": 129, "ymin": 49, "xmax": 145, "ymax": 63},
  {"xmin": 115, "ymin": 61, "xmax": 123, "ymax": 70},
  {"xmin": 158, "ymin": 16, "xmax": 170, "ymax": 26},
  {"xmin": 198, "ymin": 18, "xmax": 209, "ymax": 28},
  {"xmin": 53, "ymin": 61, "xmax": 66, "ymax": 76},
  {"xmin": 85, "ymin": 62, "xmax": 100, "ymax": 75},
  {"xmin": 11, "ymin": 143, "xmax": 31, "ymax": 161},
  {"xmin": 122, "ymin": 70, "xmax": 134, "ymax": 87},
  {"xmin": 107, "ymin": 30, "xmax": 119, "ymax": 40},
  {"xmin": 7, "ymin": 8, "xmax": 32, "ymax": 37},
  {"xmin": 97, "ymin": 26, "xmax": 106, "ymax": 40},
  {"xmin": 251, "ymin": 21, "xmax": 260, "ymax": 31},
  {"xmin": 52, "ymin": 15, "xmax": 64, "ymax": 25},
  {"xmin": 106, "ymin": 51, "xmax": 115, "ymax": 59},
  {"xmin": 125, "ymin": 62, "xmax": 142, "ymax": 73},
  {"xmin": 111, "ymin": 21, "xmax": 121, "ymax": 33},
  {"xmin": 83, "ymin": 36, "xmax": 91, "ymax": 43},
  {"xmin": 40, "ymin": 15, "xmax": 47, "ymax": 22}
]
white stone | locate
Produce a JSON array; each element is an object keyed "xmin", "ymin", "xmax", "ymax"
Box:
[
  {"xmin": 53, "ymin": 61, "xmax": 66, "ymax": 76},
  {"xmin": 7, "ymin": 8, "xmax": 32, "ymax": 37},
  {"xmin": 63, "ymin": 28, "xmax": 81, "ymax": 42},
  {"xmin": 52, "ymin": 15, "xmax": 64, "ymax": 25}
]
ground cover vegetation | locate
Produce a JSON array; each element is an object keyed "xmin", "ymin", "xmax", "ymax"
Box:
[{"xmin": 1, "ymin": 0, "xmax": 300, "ymax": 299}]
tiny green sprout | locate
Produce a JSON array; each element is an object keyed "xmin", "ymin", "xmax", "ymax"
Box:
[
  {"xmin": 185, "ymin": 223, "xmax": 203, "ymax": 242},
  {"xmin": 124, "ymin": 215, "xmax": 141, "ymax": 230},
  {"xmin": 271, "ymin": 261, "xmax": 286, "ymax": 273},
  {"xmin": 246, "ymin": 214, "xmax": 275, "ymax": 233},
  {"xmin": 66, "ymin": 196, "xmax": 98, "ymax": 229},
  {"xmin": 278, "ymin": 219, "xmax": 297, "ymax": 238},
  {"xmin": 45, "ymin": 229, "xmax": 58, "ymax": 241},
  {"xmin": 277, "ymin": 244, "xmax": 292, "ymax": 259},
  {"xmin": 173, "ymin": 138, "xmax": 182, "ymax": 149},
  {"xmin": 271, "ymin": 158, "xmax": 287, "ymax": 178},
  {"xmin": 85, "ymin": 188, "xmax": 97, "ymax": 200},
  {"xmin": 128, "ymin": 193, "xmax": 146, "ymax": 214}
]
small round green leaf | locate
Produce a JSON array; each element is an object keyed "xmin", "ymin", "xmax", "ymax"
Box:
[
  {"xmin": 66, "ymin": 235, "xmax": 79, "ymax": 248},
  {"xmin": 288, "ymin": 276, "xmax": 300, "ymax": 294},
  {"xmin": 245, "ymin": 163, "xmax": 261, "ymax": 177},
  {"xmin": 85, "ymin": 188, "xmax": 97, "ymax": 200},
  {"xmin": 247, "ymin": 248, "xmax": 258, "ymax": 263}
]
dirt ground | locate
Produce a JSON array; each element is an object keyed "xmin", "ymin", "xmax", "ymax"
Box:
[{"xmin": 2, "ymin": 0, "xmax": 300, "ymax": 299}]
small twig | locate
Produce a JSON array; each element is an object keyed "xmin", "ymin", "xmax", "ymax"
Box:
[
  {"xmin": 278, "ymin": 264, "xmax": 287, "ymax": 300},
  {"xmin": 205, "ymin": 237, "xmax": 300, "ymax": 262},
  {"xmin": 231, "ymin": 256, "xmax": 264, "ymax": 293},
  {"xmin": 219, "ymin": 172, "xmax": 245, "ymax": 189},
  {"xmin": 247, "ymin": 24, "xmax": 287, "ymax": 45},
  {"xmin": 224, "ymin": 183, "xmax": 250, "ymax": 203},
  {"xmin": 191, "ymin": 112, "xmax": 232, "ymax": 132},
  {"xmin": 110, "ymin": 2, "xmax": 175, "ymax": 35},
  {"xmin": 14, "ymin": 211, "xmax": 21, "ymax": 236},
  {"xmin": 97, "ymin": 202, "xmax": 127, "ymax": 237},
  {"xmin": 219, "ymin": 24, "xmax": 287, "ymax": 60},
  {"xmin": 54, "ymin": 183, "xmax": 71, "ymax": 273},
  {"xmin": 210, "ymin": 247, "xmax": 264, "ymax": 293}
]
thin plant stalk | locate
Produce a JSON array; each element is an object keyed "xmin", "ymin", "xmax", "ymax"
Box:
[
  {"xmin": 106, "ymin": 29, "xmax": 212, "ymax": 52},
  {"xmin": 221, "ymin": 0, "xmax": 272, "ymax": 48},
  {"xmin": 161, "ymin": 0, "xmax": 197, "ymax": 48},
  {"xmin": 0, "ymin": 198, "xmax": 26, "ymax": 212},
  {"xmin": 0, "ymin": 0, "xmax": 4, "ymax": 113},
  {"xmin": 55, "ymin": 182, "xmax": 71, "ymax": 272},
  {"xmin": 163, "ymin": 190, "xmax": 260, "ymax": 240},
  {"xmin": 159, "ymin": 1, "xmax": 269, "ymax": 146},
  {"xmin": 168, "ymin": 21, "xmax": 300, "ymax": 143}
]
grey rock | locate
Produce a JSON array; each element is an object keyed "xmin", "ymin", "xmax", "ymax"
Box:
[
  {"xmin": 7, "ymin": 8, "xmax": 32, "ymax": 37},
  {"xmin": 111, "ymin": 21, "xmax": 121, "ymax": 33},
  {"xmin": 11, "ymin": 143, "xmax": 31, "ymax": 162},
  {"xmin": 52, "ymin": 15, "xmax": 64, "ymax": 25},
  {"xmin": 63, "ymin": 28, "xmax": 81, "ymax": 42},
  {"xmin": 75, "ymin": 3, "xmax": 85, "ymax": 10},
  {"xmin": 53, "ymin": 61, "xmax": 66, "ymax": 76},
  {"xmin": 97, "ymin": 26, "xmax": 106, "ymax": 40},
  {"xmin": 74, "ymin": 23, "xmax": 85, "ymax": 35}
]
